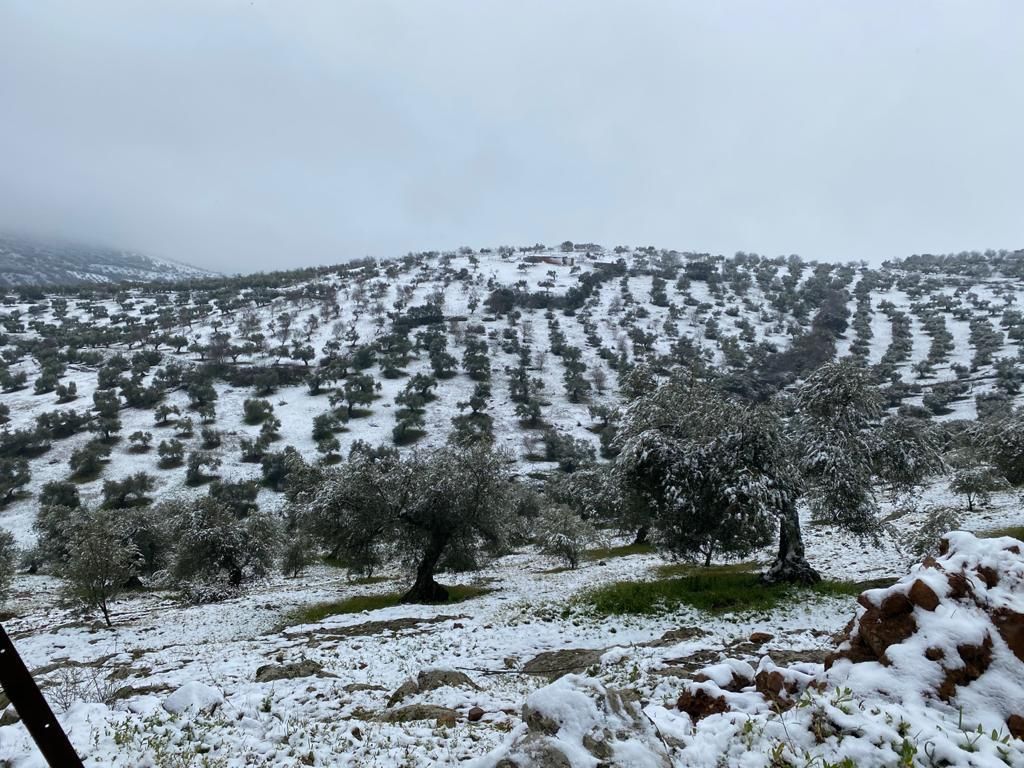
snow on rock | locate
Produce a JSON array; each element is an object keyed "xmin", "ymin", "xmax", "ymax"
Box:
[
  {"xmin": 828, "ymin": 530, "xmax": 1024, "ymax": 733},
  {"xmin": 482, "ymin": 674, "xmax": 671, "ymax": 768},
  {"xmin": 488, "ymin": 532, "xmax": 1024, "ymax": 767},
  {"xmin": 162, "ymin": 681, "xmax": 225, "ymax": 715}
]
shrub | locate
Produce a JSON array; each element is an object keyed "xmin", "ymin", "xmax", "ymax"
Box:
[
  {"xmin": 534, "ymin": 505, "xmax": 598, "ymax": 569},
  {"xmin": 243, "ymin": 398, "xmax": 274, "ymax": 425}
]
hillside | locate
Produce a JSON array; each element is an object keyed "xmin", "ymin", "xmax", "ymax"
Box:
[
  {"xmin": 1, "ymin": 242, "xmax": 1024, "ymax": 538},
  {"xmin": 1, "ymin": 242, "xmax": 1024, "ymax": 766},
  {"xmin": 0, "ymin": 234, "xmax": 215, "ymax": 288}
]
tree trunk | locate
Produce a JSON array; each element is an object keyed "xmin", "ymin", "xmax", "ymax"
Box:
[
  {"xmin": 762, "ymin": 501, "xmax": 820, "ymax": 585},
  {"xmin": 400, "ymin": 533, "xmax": 450, "ymax": 604}
]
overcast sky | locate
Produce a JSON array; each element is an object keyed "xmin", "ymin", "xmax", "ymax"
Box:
[{"xmin": 1, "ymin": 1, "xmax": 1022, "ymax": 273}]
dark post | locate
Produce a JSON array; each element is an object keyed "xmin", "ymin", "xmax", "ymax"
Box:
[{"xmin": 0, "ymin": 624, "xmax": 84, "ymax": 767}]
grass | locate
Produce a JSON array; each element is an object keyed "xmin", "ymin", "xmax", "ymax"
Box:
[
  {"xmin": 283, "ymin": 583, "xmax": 494, "ymax": 626},
  {"xmin": 583, "ymin": 542, "xmax": 656, "ymax": 561},
  {"xmin": 581, "ymin": 570, "xmax": 883, "ymax": 617},
  {"xmin": 978, "ymin": 525, "xmax": 1024, "ymax": 540}
]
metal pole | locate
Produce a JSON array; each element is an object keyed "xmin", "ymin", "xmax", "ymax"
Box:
[{"xmin": 0, "ymin": 623, "xmax": 84, "ymax": 767}]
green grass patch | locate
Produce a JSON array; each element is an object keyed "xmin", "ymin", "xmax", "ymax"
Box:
[
  {"xmin": 583, "ymin": 542, "xmax": 656, "ymax": 561},
  {"xmin": 581, "ymin": 571, "xmax": 878, "ymax": 617},
  {"xmin": 282, "ymin": 583, "xmax": 494, "ymax": 627},
  {"xmin": 978, "ymin": 525, "xmax": 1024, "ymax": 541}
]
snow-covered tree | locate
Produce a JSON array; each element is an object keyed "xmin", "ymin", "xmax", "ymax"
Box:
[
  {"xmin": 62, "ymin": 507, "xmax": 140, "ymax": 627},
  {"xmin": 165, "ymin": 496, "xmax": 278, "ymax": 592},
  {"xmin": 291, "ymin": 443, "xmax": 516, "ymax": 603},
  {"xmin": 534, "ymin": 505, "xmax": 598, "ymax": 569},
  {"xmin": 0, "ymin": 530, "xmax": 15, "ymax": 604},
  {"xmin": 617, "ymin": 378, "xmax": 791, "ymax": 568},
  {"xmin": 949, "ymin": 464, "xmax": 1010, "ymax": 511}
]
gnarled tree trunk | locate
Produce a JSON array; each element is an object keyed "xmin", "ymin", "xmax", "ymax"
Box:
[
  {"xmin": 400, "ymin": 532, "xmax": 450, "ymax": 604},
  {"xmin": 762, "ymin": 500, "xmax": 820, "ymax": 585}
]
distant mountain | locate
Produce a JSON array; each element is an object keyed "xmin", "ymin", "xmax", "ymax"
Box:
[{"xmin": 0, "ymin": 234, "xmax": 216, "ymax": 287}]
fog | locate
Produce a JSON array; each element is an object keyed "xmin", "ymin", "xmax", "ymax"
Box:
[{"xmin": 1, "ymin": 1, "xmax": 1022, "ymax": 273}]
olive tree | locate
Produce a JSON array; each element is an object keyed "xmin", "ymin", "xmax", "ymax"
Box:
[
  {"xmin": 62, "ymin": 507, "xmax": 140, "ymax": 627},
  {"xmin": 292, "ymin": 442, "xmax": 516, "ymax": 603}
]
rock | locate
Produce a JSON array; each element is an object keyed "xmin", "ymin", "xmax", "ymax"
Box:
[
  {"xmin": 907, "ymin": 579, "xmax": 939, "ymax": 611},
  {"xmin": 857, "ymin": 606, "xmax": 917, "ymax": 661},
  {"xmin": 522, "ymin": 648, "xmax": 603, "ymax": 680},
  {"xmin": 582, "ymin": 732, "xmax": 613, "ymax": 759},
  {"xmin": 468, "ymin": 706, "xmax": 485, "ymax": 722},
  {"xmin": 1008, "ymin": 714, "xmax": 1024, "ymax": 740},
  {"xmin": 765, "ymin": 649, "xmax": 829, "ymax": 667},
  {"xmin": 386, "ymin": 680, "xmax": 420, "ymax": 707},
  {"xmin": 975, "ymin": 565, "xmax": 999, "ymax": 588},
  {"xmin": 162, "ymin": 681, "xmax": 224, "ymax": 715},
  {"xmin": 879, "ymin": 592, "xmax": 913, "ymax": 617},
  {"xmin": 417, "ymin": 668, "xmax": 480, "ymax": 692},
  {"xmin": 492, "ymin": 676, "xmax": 673, "ymax": 767},
  {"xmin": 993, "ymin": 608, "xmax": 1024, "ymax": 662},
  {"xmin": 650, "ymin": 626, "xmax": 708, "ymax": 646},
  {"xmin": 343, "ymin": 683, "xmax": 386, "ymax": 693},
  {"xmin": 379, "ymin": 704, "xmax": 459, "ymax": 726},
  {"xmin": 387, "ymin": 668, "xmax": 480, "ymax": 706},
  {"xmin": 677, "ymin": 687, "xmax": 729, "ymax": 721},
  {"xmin": 749, "ymin": 631, "xmax": 774, "ymax": 644},
  {"xmin": 495, "ymin": 742, "xmax": 572, "ymax": 768},
  {"xmin": 937, "ymin": 637, "xmax": 993, "ymax": 700},
  {"xmin": 946, "ymin": 571, "xmax": 973, "ymax": 600},
  {"xmin": 522, "ymin": 700, "xmax": 562, "ymax": 736},
  {"xmin": 255, "ymin": 659, "xmax": 332, "ymax": 682},
  {"xmin": 0, "ymin": 707, "xmax": 20, "ymax": 726}
]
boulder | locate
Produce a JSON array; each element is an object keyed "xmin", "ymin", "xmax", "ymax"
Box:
[
  {"xmin": 677, "ymin": 687, "xmax": 729, "ymax": 720},
  {"xmin": 162, "ymin": 681, "xmax": 224, "ymax": 716},
  {"xmin": 379, "ymin": 704, "xmax": 459, "ymax": 726},
  {"xmin": 255, "ymin": 659, "xmax": 332, "ymax": 682},
  {"xmin": 387, "ymin": 668, "xmax": 480, "ymax": 706},
  {"xmin": 521, "ymin": 648, "xmax": 603, "ymax": 680}
]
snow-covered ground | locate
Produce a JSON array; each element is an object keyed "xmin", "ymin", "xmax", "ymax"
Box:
[{"xmin": 3, "ymin": 246, "xmax": 1024, "ymax": 765}]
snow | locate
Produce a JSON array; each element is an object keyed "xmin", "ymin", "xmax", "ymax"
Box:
[{"xmin": 2, "ymin": 246, "xmax": 1024, "ymax": 765}]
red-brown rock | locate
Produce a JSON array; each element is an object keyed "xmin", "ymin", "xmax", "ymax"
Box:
[
  {"xmin": 946, "ymin": 572, "xmax": 974, "ymax": 601},
  {"xmin": 937, "ymin": 637, "xmax": 993, "ymax": 700},
  {"xmin": 1008, "ymin": 714, "xmax": 1024, "ymax": 740},
  {"xmin": 677, "ymin": 688, "xmax": 729, "ymax": 721},
  {"xmin": 975, "ymin": 566, "xmax": 999, "ymax": 588},
  {"xmin": 908, "ymin": 579, "xmax": 940, "ymax": 611},
  {"xmin": 468, "ymin": 706, "xmax": 485, "ymax": 722},
  {"xmin": 879, "ymin": 592, "xmax": 914, "ymax": 617},
  {"xmin": 858, "ymin": 607, "xmax": 917, "ymax": 660},
  {"xmin": 993, "ymin": 608, "xmax": 1024, "ymax": 663}
]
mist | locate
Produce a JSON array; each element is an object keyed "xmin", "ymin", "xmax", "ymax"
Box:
[{"xmin": 1, "ymin": 1, "xmax": 1022, "ymax": 273}]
